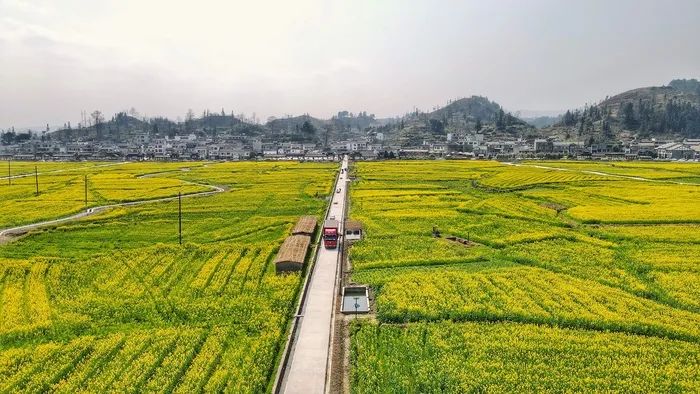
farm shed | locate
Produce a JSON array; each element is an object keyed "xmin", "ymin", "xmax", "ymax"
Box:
[
  {"xmin": 345, "ymin": 220, "xmax": 363, "ymax": 241},
  {"xmin": 292, "ymin": 215, "xmax": 317, "ymax": 236},
  {"xmin": 275, "ymin": 235, "xmax": 311, "ymax": 273}
]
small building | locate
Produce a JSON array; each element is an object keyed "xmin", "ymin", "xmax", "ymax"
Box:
[
  {"xmin": 344, "ymin": 220, "xmax": 363, "ymax": 241},
  {"xmin": 292, "ymin": 216, "xmax": 317, "ymax": 236},
  {"xmin": 340, "ymin": 286, "xmax": 370, "ymax": 314},
  {"xmin": 275, "ymin": 235, "xmax": 311, "ymax": 273}
]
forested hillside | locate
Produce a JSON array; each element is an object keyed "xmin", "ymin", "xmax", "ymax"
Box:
[{"xmin": 546, "ymin": 79, "xmax": 700, "ymax": 140}]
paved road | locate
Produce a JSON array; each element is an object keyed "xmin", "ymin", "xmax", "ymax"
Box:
[
  {"xmin": 281, "ymin": 156, "xmax": 348, "ymax": 394},
  {"xmin": 0, "ymin": 180, "xmax": 224, "ymax": 242}
]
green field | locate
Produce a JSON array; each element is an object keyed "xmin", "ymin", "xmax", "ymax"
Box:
[
  {"xmin": 0, "ymin": 161, "xmax": 336, "ymax": 392},
  {"xmin": 349, "ymin": 160, "xmax": 700, "ymax": 393}
]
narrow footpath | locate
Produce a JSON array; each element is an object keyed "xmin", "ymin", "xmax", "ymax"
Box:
[
  {"xmin": 280, "ymin": 155, "xmax": 349, "ymax": 394},
  {"xmin": 0, "ymin": 180, "xmax": 224, "ymax": 243},
  {"xmin": 504, "ymin": 161, "xmax": 697, "ymax": 185}
]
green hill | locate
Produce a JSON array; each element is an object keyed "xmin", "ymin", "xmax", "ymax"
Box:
[{"xmin": 545, "ymin": 79, "xmax": 700, "ymax": 141}]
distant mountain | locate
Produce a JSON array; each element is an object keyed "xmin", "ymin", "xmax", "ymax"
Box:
[
  {"xmin": 544, "ymin": 79, "xmax": 700, "ymax": 141},
  {"xmin": 430, "ymin": 96, "xmax": 533, "ymax": 130},
  {"xmin": 384, "ymin": 96, "xmax": 536, "ymax": 146},
  {"xmin": 429, "ymin": 96, "xmax": 504, "ymax": 121},
  {"xmin": 424, "ymin": 96, "xmax": 535, "ymax": 137},
  {"xmin": 50, "ymin": 113, "xmax": 151, "ymax": 142},
  {"xmin": 48, "ymin": 111, "xmax": 263, "ymax": 142}
]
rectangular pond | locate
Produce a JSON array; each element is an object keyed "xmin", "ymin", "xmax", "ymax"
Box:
[{"xmin": 341, "ymin": 286, "xmax": 370, "ymax": 314}]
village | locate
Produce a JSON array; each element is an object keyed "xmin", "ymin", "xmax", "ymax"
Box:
[{"xmin": 1, "ymin": 126, "xmax": 699, "ymax": 162}]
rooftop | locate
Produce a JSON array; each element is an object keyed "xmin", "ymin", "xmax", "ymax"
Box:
[
  {"xmin": 275, "ymin": 235, "xmax": 311, "ymax": 265},
  {"xmin": 292, "ymin": 216, "xmax": 317, "ymax": 236}
]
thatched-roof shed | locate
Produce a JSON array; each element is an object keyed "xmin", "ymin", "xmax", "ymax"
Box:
[
  {"xmin": 292, "ymin": 216, "xmax": 317, "ymax": 236},
  {"xmin": 275, "ymin": 235, "xmax": 311, "ymax": 273},
  {"xmin": 345, "ymin": 220, "xmax": 363, "ymax": 232}
]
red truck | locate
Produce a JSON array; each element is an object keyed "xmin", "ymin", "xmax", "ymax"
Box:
[{"xmin": 322, "ymin": 219, "xmax": 339, "ymax": 249}]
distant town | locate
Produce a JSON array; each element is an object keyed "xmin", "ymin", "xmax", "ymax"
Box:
[
  {"xmin": 1, "ymin": 121, "xmax": 699, "ymax": 162},
  {"xmin": 2, "ymin": 79, "xmax": 699, "ymax": 162}
]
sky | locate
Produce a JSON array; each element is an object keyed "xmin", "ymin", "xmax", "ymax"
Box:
[{"xmin": 1, "ymin": 0, "xmax": 699, "ymax": 129}]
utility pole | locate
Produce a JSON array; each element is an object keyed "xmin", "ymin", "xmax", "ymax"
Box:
[
  {"xmin": 84, "ymin": 175, "xmax": 88, "ymax": 206},
  {"xmin": 34, "ymin": 166, "xmax": 39, "ymax": 196},
  {"xmin": 178, "ymin": 191, "xmax": 182, "ymax": 245}
]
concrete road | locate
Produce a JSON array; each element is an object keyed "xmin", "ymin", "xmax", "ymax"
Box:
[{"xmin": 281, "ymin": 156, "xmax": 348, "ymax": 394}]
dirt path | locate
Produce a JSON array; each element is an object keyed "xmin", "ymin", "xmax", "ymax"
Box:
[
  {"xmin": 0, "ymin": 180, "xmax": 225, "ymax": 244},
  {"xmin": 504, "ymin": 162, "xmax": 698, "ymax": 185}
]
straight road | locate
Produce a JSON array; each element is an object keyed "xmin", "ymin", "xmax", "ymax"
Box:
[{"xmin": 281, "ymin": 155, "xmax": 349, "ymax": 394}]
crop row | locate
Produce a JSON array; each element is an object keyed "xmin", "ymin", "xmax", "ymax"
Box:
[
  {"xmin": 0, "ymin": 325, "xmax": 281, "ymax": 393},
  {"xmin": 368, "ymin": 265, "xmax": 700, "ymax": 341},
  {"xmin": 350, "ymin": 321, "xmax": 700, "ymax": 393}
]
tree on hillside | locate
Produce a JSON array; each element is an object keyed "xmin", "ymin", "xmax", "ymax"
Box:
[
  {"xmin": 91, "ymin": 110, "xmax": 104, "ymax": 128},
  {"xmin": 301, "ymin": 120, "xmax": 316, "ymax": 136},
  {"xmin": 562, "ymin": 110, "xmax": 576, "ymax": 126},
  {"xmin": 602, "ymin": 118, "xmax": 613, "ymax": 140},
  {"xmin": 91, "ymin": 110, "xmax": 104, "ymax": 139},
  {"xmin": 495, "ymin": 109, "xmax": 506, "ymax": 131},
  {"xmin": 622, "ymin": 102, "xmax": 638, "ymax": 130},
  {"xmin": 475, "ymin": 118, "xmax": 482, "ymax": 131},
  {"xmin": 1, "ymin": 131, "xmax": 16, "ymax": 145},
  {"xmin": 185, "ymin": 109, "xmax": 195, "ymax": 132},
  {"xmin": 429, "ymin": 119, "xmax": 444, "ymax": 134}
]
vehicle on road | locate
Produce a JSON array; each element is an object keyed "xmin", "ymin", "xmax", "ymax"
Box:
[{"xmin": 322, "ymin": 219, "xmax": 339, "ymax": 249}]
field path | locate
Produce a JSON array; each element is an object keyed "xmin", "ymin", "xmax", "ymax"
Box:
[
  {"xmin": 278, "ymin": 155, "xmax": 348, "ymax": 394},
  {"xmin": 0, "ymin": 180, "xmax": 225, "ymax": 243},
  {"xmin": 504, "ymin": 162, "xmax": 698, "ymax": 185}
]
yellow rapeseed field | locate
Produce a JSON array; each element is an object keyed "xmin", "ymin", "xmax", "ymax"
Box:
[{"xmin": 349, "ymin": 160, "xmax": 700, "ymax": 392}]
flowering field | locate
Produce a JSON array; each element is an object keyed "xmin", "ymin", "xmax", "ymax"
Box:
[
  {"xmin": 351, "ymin": 321, "xmax": 700, "ymax": 393},
  {"xmin": 0, "ymin": 162, "xmax": 212, "ymax": 229},
  {"xmin": 349, "ymin": 160, "xmax": 700, "ymax": 392},
  {"xmin": 0, "ymin": 161, "xmax": 336, "ymax": 392}
]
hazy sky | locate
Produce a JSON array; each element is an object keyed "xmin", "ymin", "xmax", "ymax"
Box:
[{"xmin": 1, "ymin": 0, "xmax": 699, "ymax": 129}]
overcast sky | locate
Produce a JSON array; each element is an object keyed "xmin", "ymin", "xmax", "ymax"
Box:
[{"xmin": 1, "ymin": 0, "xmax": 699, "ymax": 129}]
